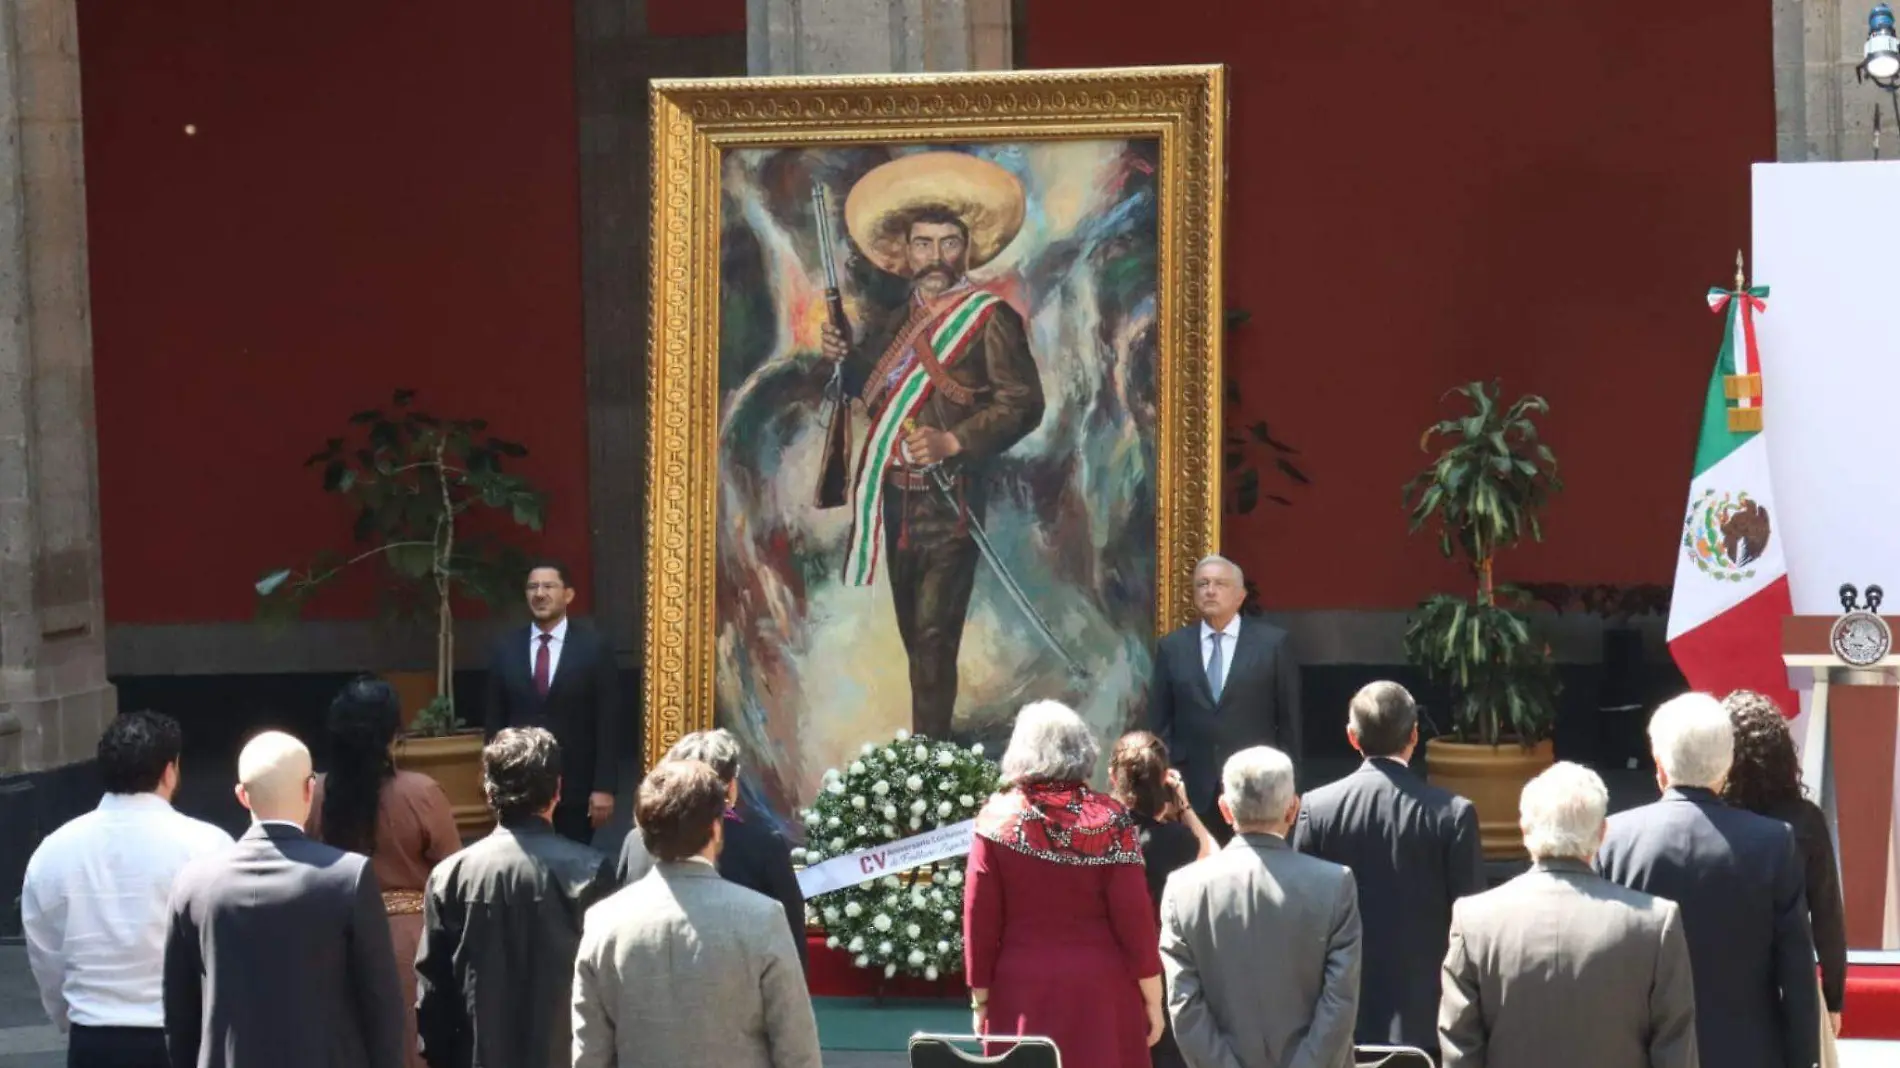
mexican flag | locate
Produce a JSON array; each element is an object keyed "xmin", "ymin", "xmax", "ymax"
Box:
[{"xmin": 1665, "ymin": 281, "xmax": 1798, "ymax": 715}]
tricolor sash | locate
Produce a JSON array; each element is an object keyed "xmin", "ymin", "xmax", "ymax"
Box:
[{"xmin": 842, "ymin": 290, "xmax": 1001, "ymax": 587}]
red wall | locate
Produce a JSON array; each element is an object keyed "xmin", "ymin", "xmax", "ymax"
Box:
[
  {"xmin": 1030, "ymin": 0, "xmax": 1777, "ymax": 608},
  {"xmin": 79, "ymin": 2, "xmax": 591, "ymax": 623}
]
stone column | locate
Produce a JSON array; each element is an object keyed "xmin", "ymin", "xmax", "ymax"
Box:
[
  {"xmin": 1775, "ymin": 0, "xmax": 1897, "ymax": 161},
  {"xmin": 0, "ymin": 0, "xmax": 115, "ymax": 778},
  {"xmin": 747, "ymin": 0, "xmax": 1012, "ymax": 76}
]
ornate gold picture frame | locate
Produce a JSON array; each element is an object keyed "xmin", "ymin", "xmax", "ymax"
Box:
[{"xmin": 643, "ymin": 66, "xmax": 1225, "ymax": 809}]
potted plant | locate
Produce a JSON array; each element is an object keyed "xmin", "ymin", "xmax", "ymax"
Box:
[
  {"xmin": 256, "ymin": 389, "xmax": 547, "ymax": 837},
  {"xmin": 1401, "ymin": 381, "xmax": 1563, "ymax": 858}
]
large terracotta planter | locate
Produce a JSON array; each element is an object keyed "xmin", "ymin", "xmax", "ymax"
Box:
[
  {"xmin": 1425, "ymin": 739, "xmax": 1556, "ymax": 860},
  {"xmin": 394, "ymin": 731, "xmax": 493, "ymax": 840}
]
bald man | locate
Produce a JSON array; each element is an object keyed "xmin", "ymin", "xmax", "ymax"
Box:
[{"xmin": 162, "ymin": 732, "xmax": 405, "ymax": 1068}]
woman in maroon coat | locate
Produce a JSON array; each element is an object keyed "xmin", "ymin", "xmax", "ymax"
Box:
[{"xmin": 964, "ymin": 700, "xmax": 1165, "ymax": 1066}]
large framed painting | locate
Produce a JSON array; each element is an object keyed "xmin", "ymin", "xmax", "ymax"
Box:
[{"xmin": 644, "ymin": 66, "xmax": 1226, "ymax": 828}]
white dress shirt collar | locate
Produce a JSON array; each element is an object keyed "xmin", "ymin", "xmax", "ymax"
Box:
[
  {"xmin": 1199, "ymin": 616, "xmax": 1241, "ymax": 643},
  {"xmin": 534, "ymin": 617, "xmax": 569, "ymax": 644}
]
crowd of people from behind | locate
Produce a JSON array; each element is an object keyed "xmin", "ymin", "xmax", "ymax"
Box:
[{"xmin": 14, "ymin": 560, "xmax": 1851, "ymax": 1068}]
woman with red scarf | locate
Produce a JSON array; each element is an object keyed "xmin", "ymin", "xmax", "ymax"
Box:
[{"xmin": 965, "ymin": 701, "xmax": 1165, "ymax": 1066}]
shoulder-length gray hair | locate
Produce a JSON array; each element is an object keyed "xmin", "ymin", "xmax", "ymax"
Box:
[{"xmin": 999, "ymin": 700, "xmax": 1099, "ymax": 786}]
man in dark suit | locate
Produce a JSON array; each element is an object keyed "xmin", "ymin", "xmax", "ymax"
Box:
[
  {"xmin": 162, "ymin": 731, "xmax": 403, "ymax": 1068},
  {"xmin": 618, "ymin": 728, "xmax": 808, "ymax": 969},
  {"xmin": 1596, "ymin": 692, "xmax": 1820, "ymax": 1068},
  {"xmin": 1149, "ymin": 554, "xmax": 1301, "ymax": 841},
  {"xmin": 415, "ymin": 727, "xmax": 617, "ymax": 1068},
  {"xmin": 1293, "ymin": 681, "xmax": 1484, "ymax": 1059},
  {"xmin": 484, "ymin": 561, "xmax": 622, "ymax": 844}
]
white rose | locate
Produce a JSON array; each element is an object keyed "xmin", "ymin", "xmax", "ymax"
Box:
[
  {"xmin": 826, "ymin": 781, "xmax": 846, "ymax": 795},
  {"xmin": 971, "ymin": 743, "xmax": 984, "ymax": 756},
  {"xmin": 937, "ymin": 940, "xmax": 950, "ymax": 953},
  {"xmin": 803, "ymin": 809, "xmax": 820, "ymax": 824},
  {"xmin": 885, "ymin": 892, "xmax": 899, "ymax": 907},
  {"xmin": 883, "ymin": 824, "xmax": 898, "ymax": 837},
  {"xmin": 878, "ymin": 941, "xmax": 893, "ymax": 956},
  {"xmin": 873, "ymin": 913, "xmax": 893, "ymax": 932},
  {"xmin": 909, "ymin": 817, "xmax": 922, "ymax": 829},
  {"xmin": 882, "ymin": 748, "xmax": 897, "ymax": 762},
  {"xmin": 908, "ymin": 948, "xmax": 926, "ymax": 966},
  {"xmin": 883, "ymin": 875, "xmax": 900, "ymax": 889},
  {"xmin": 913, "ymin": 745, "xmax": 928, "ymax": 761},
  {"xmin": 830, "ymin": 837, "xmax": 844, "ymax": 850},
  {"xmin": 959, "ymin": 794, "xmax": 975, "ymax": 807},
  {"xmin": 827, "ymin": 936, "xmax": 841, "ymax": 949},
  {"xmin": 827, "ymin": 815, "xmax": 841, "ymax": 828},
  {"xmin": 925, "ymin": 965, "xmax": 940, "ymax": 981},
  {"xmin": 939, "ymin": 778, "xmax": 956, "ymax": 792},
  {"xmin": 872, "ymin": 780, "xmax": 890, "ymax": 796},
  {"xmin": 937, "ymin": 801, "xmax": 953, "ymax": 817},
  {"xmin": 854, "ymin": 954, "xmax": 868, "ymax": 967},
  {"xmin": 862, "ymin": 743, "xmax": 876, "ymax": 755},
  {"xmin": 823, "ymin": 906, "xmax": 841, "ymax": 923},
  {"xmin": 910, "ymin": 799, "xmax": 927, "ymax": 815},
  {"xmin": 851, "ymin": 795, "xmax": 866, "ymax": 810},
  {"xmin": 911, "ymin": 890, "xmax": 928, "ymax": 908},
  {"xmin": 942, "ymin": 909, "xmax": 957, "ymax": 922},
  {"xmin": 883, "ymin": 805, "xmax": 897, "ymax": 820},
  {"xmin": 849, "ymin": 760, "xmax": 866, "ymax": 775},
  {"xmin": 894, "ymin": 728, "xmax": 911, "ymax": 742},
  {"xmin": 906, "ymin": 923, "xmax": 922, "ymax": 939},
  {"xmin": 947, "ymin": 868, "xmax": 964, "ymax": 886},
  {"xmin": 936, "ymin": 750, "xmax": 955, "ymax": 767},
  {"xmin": 855, "ymin": 826, "xmax": 869, "ymax": 837},
  {"xmin": 789, "ymin": 848, "xmax": 805, "ymax": 863},
  {"xmin": 884, "ymin": 963, "xmax": 897, "ymax": 978},
  {"xmin": 823, "ymin": 768, "xmax": 841, "ymax": 783},
  {"xmin": 844, "ymin": 901, "xmax": 863, "ymax": 918},
  {"xmin": 906, "ymin": 775, "xmax": 923, "ymax": 791}
]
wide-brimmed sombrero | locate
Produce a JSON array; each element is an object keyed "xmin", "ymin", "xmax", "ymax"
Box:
[{"xmin": 843, "ymin": 152, "xmax": 1026, "ymax": 275}]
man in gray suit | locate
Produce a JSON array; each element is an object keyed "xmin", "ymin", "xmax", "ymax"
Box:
[
  {"xmin": 1150, "ymin": 556, "xmax": 1302, "ymax": 841},
  {"xmin": 572, "ymin": 760, "xmax": 821, "ymax": 1068},
  {"xmin": 163, "ymin": 731, "xmax": 404, "ymax": 1068},
  {"xmin": 1439, "ymin": 761, "xmax": 1698, "ymax": 1068},
  {"xmin": 1159, "ymin": 746, "xmax": 1360, "ymax": 1068}
]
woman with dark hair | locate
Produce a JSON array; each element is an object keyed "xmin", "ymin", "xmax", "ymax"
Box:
[
  {"xmin": 308, "ymin": 676, "xmax": 461, "ymax": 1068},
  {"xmin": 1109, "ymin": 731, "xmax": 1216, "ymax": 1068},
  {"xmin": 1721, "ymin": 689, "xmax": 1846, "ymax": 1065}
]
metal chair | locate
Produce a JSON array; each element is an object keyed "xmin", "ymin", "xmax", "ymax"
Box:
[
  {"xmin": 1354, "ymin": 1044, "xmax": 1435, "ymax": 1067},
  {"xmin": 908, "ymin": 1033, "xmax": 1061, "ymax": 1067}
]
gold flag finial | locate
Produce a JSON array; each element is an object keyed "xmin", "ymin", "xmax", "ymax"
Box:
[{"xmin": 1735, "ymin": 249, "xmax": 1746, "ymax": 292}]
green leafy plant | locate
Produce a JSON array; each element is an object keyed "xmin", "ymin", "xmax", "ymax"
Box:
[
  {"xmin": 1401, "ymin": 381, "xmax": 1563, "ymax": 746},
  {"xmin": 255, "ymin": 390, "xmax": 547, "ymax": 736}
]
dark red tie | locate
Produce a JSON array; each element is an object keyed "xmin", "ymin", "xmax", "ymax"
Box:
[{"xmin": 534, "ymin": 633, "xmax": 552, "ymax": 696}]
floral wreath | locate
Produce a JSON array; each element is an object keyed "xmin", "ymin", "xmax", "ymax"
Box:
[{"xmin": 794, "ymin": 728, "xmax": 1000, "ymax": 981}]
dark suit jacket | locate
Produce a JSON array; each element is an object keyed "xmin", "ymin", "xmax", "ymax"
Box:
[
  {"xmin": 162, "ymin": 823, "xmax": 404, "ymax": 1068},
  {"xmin": 1292, "ymin": 757, "xmax": 1484, "ymax": 1054},
  {"xmin": 617, "ymin": 805, "xmax": 809, "ymax": 970},
  {"xmin": 1596, "ymin": 786, "xmax": 1820, "ymax": 1068},
  {"xmin": 415, "ymin": 816, "xmax": 617, "ymax": 1068},
  {"xmin": 483, "ymin": 621, "xmax": 621, "ymax": 809},
  {"xmin": 1149, "ymin": 617, "xmax": 1302, "ymax": 812}
]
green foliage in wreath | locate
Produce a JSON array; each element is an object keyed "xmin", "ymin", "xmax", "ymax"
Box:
[{"xmin": 792, "ymin": 729, "xmax": 1000, "ymax": 981}]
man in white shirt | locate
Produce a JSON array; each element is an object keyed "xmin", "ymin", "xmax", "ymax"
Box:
[{"xmin": 20, "ymin": 710, "xmax": 233, "ymax": 1068}]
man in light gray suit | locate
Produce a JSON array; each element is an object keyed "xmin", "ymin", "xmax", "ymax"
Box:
[
  {"xmin": 1439, "ymin": 762, "xmax": 1697, "ymax": 1068},
  {"xmin": 1159, "ymin": 746, "xmax": 1360, "ymax": 1068},
  {"xmin": 1150, "ymin": 556, "xmax": 1302, "ymax": 843},
  {"xmin": 572, "ymin": 760, "xmax": 821, "ymax": 1068}
]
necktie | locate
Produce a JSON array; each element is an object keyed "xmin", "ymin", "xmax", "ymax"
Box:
[
  {"xmin": 534, "ymin": 633, "xmax": 552, "ymax": 697},
  {"xmin": 1207, "ymin": 631, "xmax": 1225, "ymax": 700}
]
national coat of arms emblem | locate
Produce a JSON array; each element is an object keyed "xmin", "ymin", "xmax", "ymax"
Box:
[
  {"xmin": 1831, "ymin": 584, "xmax": 1892, "ymax": 668},
  {"xmin": 1681, "ymin": 488, "xmax": 1771, "ymax": 583}
]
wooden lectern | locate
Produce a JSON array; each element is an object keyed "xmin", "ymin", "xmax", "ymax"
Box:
[{"xmin": 1784, "ymin": 601, "xmax": 1900, "ymax": 948}]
